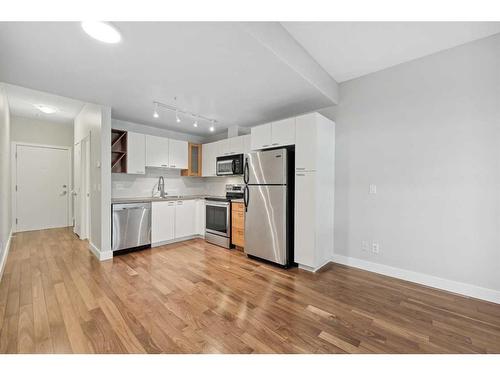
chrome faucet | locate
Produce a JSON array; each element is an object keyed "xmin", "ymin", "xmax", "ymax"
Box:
[{"xmin": 158, "ymin": 176, "xmax": 166, "ymax": 198}]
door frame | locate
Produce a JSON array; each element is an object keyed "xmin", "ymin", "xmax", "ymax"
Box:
[
  {"xmin": 11, "ymin": 142, "xmax": 73, "ymax": 233},
  {"xmin": 73, "ymin": 134, "xmax": 91, "ymax": 240}
]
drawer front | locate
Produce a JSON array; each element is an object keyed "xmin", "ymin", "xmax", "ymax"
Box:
[
  {"xmin": 232, "ymin": 228, "xmax": 245, "ymax": 247},
  {"xmin": 232, "ymin": 202, "xmax": 244, "ymax": 212},
  {"xmin": 232, "ymin": 210, "xmax": 245, "ymax": 229}
]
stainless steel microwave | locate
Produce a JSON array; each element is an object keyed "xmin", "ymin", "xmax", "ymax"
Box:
[{"xmin": 216, "ymin": 154, "xmax": 244, "ymax": 176}]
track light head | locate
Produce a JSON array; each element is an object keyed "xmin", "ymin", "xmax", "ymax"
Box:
[{"xmin": 153, "ymin": 103, "xmax": 159, "ymax": 118}]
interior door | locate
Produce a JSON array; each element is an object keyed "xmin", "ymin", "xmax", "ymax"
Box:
[
  {"xmin": 73, "ymin": 141, "xmax": 82, "ymax": 236},
  {"xmin": 16, "ymin": 144, "xmax": 70, "ymax": 232}
]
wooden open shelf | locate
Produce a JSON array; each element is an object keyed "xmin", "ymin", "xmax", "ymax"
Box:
[{"xmin": 111, "ymin": 129, "xmax": 128, "ymax": 173}]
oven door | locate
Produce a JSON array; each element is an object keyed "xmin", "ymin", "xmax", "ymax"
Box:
[
  {"xmin": 216, "ymin": 159, "xmax": 234, "ymax": 175},
  {"xmin": 205, "ymin": 201, "xmax": 230, "ymax": 237}
]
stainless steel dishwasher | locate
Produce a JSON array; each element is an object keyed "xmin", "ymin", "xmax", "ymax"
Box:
[{"xmin": 112, "ymin": 202, "xmax": 151, "ymax": 251}]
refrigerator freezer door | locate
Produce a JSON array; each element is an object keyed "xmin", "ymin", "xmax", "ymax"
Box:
[
  {"xmin": 244, "ymin": 185, "xmax": 287, "ymax": 265},
  {"xmin": 246, "ymin": 148, "xmax": 287, "ymax": 185}
]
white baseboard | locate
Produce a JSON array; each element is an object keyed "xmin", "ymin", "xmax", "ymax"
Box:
[
  {"xmin": 331, "ymin": 254, "xmax": 500, "ymax": 305},
  {"xmin": 298, "ymin": 257, "xmax": 332, "ymax": 273},
  {"xmin": 152, "ymin": 234, "xmax": 204, "ymax": 248},
  {"xmin": 0, "ymin": 229, "xmax": 13, "ymax": 283},
  {"xmin": 88, "ymin": 241, "xmax": 113, "ymax": 262}
]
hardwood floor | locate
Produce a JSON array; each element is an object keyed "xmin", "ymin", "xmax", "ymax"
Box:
[{"xmin": 1, "ymin": 227, "xmax": 500, "ymax": 353}]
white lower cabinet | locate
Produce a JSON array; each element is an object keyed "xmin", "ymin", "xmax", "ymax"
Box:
[
  {"xmin": 195, "ymin": 199, "xmax": 205, "ymax": 236},
  {"xmin": 174, "ymin": 200, "xmax": 196, "ymax": 238},
  {"xmin": 151, "ymin": 201, "xmax": 175, "ymax": 244},
  {"xmin": 152, "ymin": 199, "xmax": 203, "ymax": 246},
  {"xmin": 293, "ymin": 113, "xmax": 335, "ymax": 272},
  {"xmin": 294, "ymin": 171, "xmax": 316, "ymax": 267}
]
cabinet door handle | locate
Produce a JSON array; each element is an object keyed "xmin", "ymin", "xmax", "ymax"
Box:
[
  {"xmin": 161, "ymin": 164, "xmax": 168, "ymax": 167},
  {"xmin": 177, "ymin": 201, "xmax": 183, "ymax": 205},
  {"xmin": 296, "ymin": 173, "xmax": 305, "ymax": 176},
  {"xmin": 262, "ymin": 144, "xmax": 269, "ymax": 148},
  {"xmin": 272, "ymin": 143, "xmax": 279, "ymax": 146},
  {"xmin": 296, "ymin": 167, "xmax": 305, "ymax": 170}
]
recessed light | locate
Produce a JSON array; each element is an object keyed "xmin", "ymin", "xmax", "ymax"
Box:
[
  {"xmin": 34, "ymin": 104, "xmax": 58, "ymax": 114},
  {"xmin": 81, "ymin": 22, "xmax": 121, "ymax": 44}
]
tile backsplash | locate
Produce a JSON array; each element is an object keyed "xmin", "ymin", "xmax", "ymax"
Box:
[{"xmin": 112, "ymin": 168, "xmax": 244, "ymax": 198}]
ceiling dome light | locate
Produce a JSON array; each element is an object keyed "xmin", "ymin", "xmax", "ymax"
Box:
[
  {"xmin": 81, "ymin": 22, "xmax": 121, "ymax": 44},
  {"xmin": 193, "ymin": 117, "xmax": 198, "ymax": 127},
  {"xmin": 176, "ymin": 110, "xmax": 181, "ymax": 123},
  {"xmin": 209, "ymin": 120, "xmax": 215, "ymax": 132},
  {"xmin": 34, "ymin": 104, "xmax": 58, "ymax": 114}
]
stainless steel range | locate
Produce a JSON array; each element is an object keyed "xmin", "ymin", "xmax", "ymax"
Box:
[{"xmin": 205, "ymin": 184, "xmax": 244, "ymax": 248}]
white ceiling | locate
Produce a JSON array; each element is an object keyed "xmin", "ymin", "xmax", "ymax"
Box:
[
  {"xmin": 4, "ymin": 83, "xmax": 84, "ymax": 125},
  {"xmin": 0, "ymin": 22, "xmax": 332, "ymax": 135},
  {"xmin": 1, "ymin": 22, "xmax": 499, "ymax": 135},
  {"xmin": 283, "ymin": 22, "xmax": 500, "ymax": 82}
]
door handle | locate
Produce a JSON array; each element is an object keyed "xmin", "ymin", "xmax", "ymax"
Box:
[{"xmin": 60, "ymin": 191, "xmax": 68, "ymax": 196}]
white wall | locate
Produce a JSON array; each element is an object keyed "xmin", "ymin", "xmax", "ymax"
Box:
[
  {"xmin": 11, "ymin": 116, "xmax": 73, "ymax": 146},
  {"xmin": 333, "ymin": 34, "xmax": 500, "ymax": 299},
  {"xmin": 0, "ymin": 85, "xmax": 12, "ymax": 278},
  {"xmin": 74, "ymin": 103, "xmax": 112, "ymax": 259},
  {"xmin": 112, "ymin": 168, "xmax": 243, "ymax": 199}
]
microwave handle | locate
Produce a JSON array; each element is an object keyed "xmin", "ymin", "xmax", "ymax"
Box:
[
  {"xmin": 243, "ymin": 158, "xmax": 249, "ymax": 184},
  {"xmin": 232, "ymin": 159, "xmax": 236, "ymax": 174}
]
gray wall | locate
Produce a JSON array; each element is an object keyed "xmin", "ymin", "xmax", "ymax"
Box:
[
  {"xmin": 11, "ymin": 116, "xmax": 73, "ymax": 147},
  {"xmin": 333, "ymin": 33, "xmax": 500, "ymax": 291},
  {"xmin": 0, "ymin": 85, "xmax": 12, "ymax": 274}
]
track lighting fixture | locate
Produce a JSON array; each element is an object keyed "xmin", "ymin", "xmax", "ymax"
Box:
[{"xmin": 152, "ymin": 100, "xmax": 217, "ymax": 132}]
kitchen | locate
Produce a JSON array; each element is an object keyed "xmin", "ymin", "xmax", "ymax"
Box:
[
  {"xmin": 1, "ymin": 19, "xmax": 500, "ymax": 358},
  {"xmin": 111, "ymin": 111, "xmax": 334, "ymax": 272}
]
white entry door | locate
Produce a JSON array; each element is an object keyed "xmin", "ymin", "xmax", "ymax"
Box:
[{"xmin": 16, "ymin": 144, "xmax": 71, "ymax": 232}]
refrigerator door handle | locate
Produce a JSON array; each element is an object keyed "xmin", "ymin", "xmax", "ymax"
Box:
[
  {"xmin": 243, "ymin": 185, "xmax": 249, "ymax": 212},
  {"xmin": 243, "ymin": 158, "xmax": 249, "ymax": 184}
]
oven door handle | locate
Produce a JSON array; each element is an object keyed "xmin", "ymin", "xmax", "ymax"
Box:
[{"xmin": 231, "ymin": 159, "xmax": 236, "ymax": 174}]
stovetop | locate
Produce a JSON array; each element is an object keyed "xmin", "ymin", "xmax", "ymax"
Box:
[{"xmin": 205, "ymin": 183, "xmax": 244, "ymax": 202}]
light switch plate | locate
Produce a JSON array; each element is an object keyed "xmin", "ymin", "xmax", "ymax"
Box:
[
  {"xmin": 372, "ymin": 242, "xmax": 380, "ymax": 254},
  {"xmin": 369, "ymin": 184, "xmax": 377, "ymax": 194},
  {"xmin": 362, "ymin": 241, "xmax": 369, "ymax": 252}
]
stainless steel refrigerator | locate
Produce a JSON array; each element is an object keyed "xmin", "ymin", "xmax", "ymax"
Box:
[{"xmin": 243, "ymin": 148, "xmax": 294, "ymax": 267}]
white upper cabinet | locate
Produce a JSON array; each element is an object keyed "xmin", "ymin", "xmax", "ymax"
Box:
[
  {"xmin": 228, "ymin": 136, "xmax": 245, "ymax": 155},
  {"xmin": 145, "ymin": 135, "xmax": 188, "ymax": 169},
  {"xmin": 168, "ymin": 139, "xmax": 188, "ymax": 169},
  {"xmin": 295, "ymin": 113, "xmax": 317, "ymax": 171},
  {"xmin": 250, "ymin": 118, "xmax": 296, "ymax": 150},
  {"xmin": 242, "ymin": 134, "xmax": 251, "ymax": 154},
  {"xmin": 271, "ymin": 118, "xmax": 296, "ymax": 147},
  {"xmin": 202, "ymin": 141, "xmax": 216, "ymax": 177},
  {"xmin": 146, "ymin": 135, "xmax": 169, "ymax": 168},
  {"xmin": 127, "ymin": 132, "xmax": 145, "ymax": 174},
  {"xmin": 251, "ymin": 123, "xmax": 272, "ymax": 150}
]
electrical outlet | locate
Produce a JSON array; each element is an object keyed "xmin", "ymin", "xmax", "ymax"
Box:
[
  {"xmin": 362, "ymin": 241, "xmax": 369, "ymax": 252},
  {"xmin": 372, "ymin": 242, "xmax": 380, "ymax": 254},
  {"xmin": 369, "ymin": 184, "xmax": 377, "ymax": 194}
]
